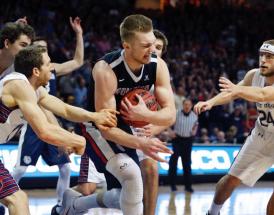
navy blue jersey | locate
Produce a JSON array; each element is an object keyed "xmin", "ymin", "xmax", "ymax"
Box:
[
  {"xmin": 45, "ymin": 70, "xmax": 57, "ymax": 96},
  {"xmin": 87, "ymin": 49, "xmax": 157, "ymax": 148}
]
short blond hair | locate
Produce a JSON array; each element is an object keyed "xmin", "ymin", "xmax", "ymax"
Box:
[
  {"xmin": 120, "ymin": 14, "xmax": 153, "ymax": 42},
  {"xmin": 263, "ymin": 39, "xmax": 274, "ymax": 45}
]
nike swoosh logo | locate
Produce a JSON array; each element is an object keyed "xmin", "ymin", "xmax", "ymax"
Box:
[{"xmin": 119, "ymin": 79, "xmax": 125, "ymax": 82}]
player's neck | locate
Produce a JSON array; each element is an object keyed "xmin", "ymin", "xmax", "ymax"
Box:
[
  {"xmin": 0, "ymin": 51, "xmax": 14, "ymax": 74},
  {"xmin": 123, "ymin": 52, "xmax": 143, "ymax": 73},
  {"xmin": 265, "ymin": 76, "xmax": 274, "ymax": 86},
  {"xmin": 28, "ymin": 78, "xmax": 40, "ymax": 90}
]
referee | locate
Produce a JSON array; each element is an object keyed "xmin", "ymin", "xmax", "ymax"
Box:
[{"xmin": 168, "ymin": 98, "xmax": 198, "ymax": 192}]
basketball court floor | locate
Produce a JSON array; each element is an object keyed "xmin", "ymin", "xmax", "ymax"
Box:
[{"xmin": 3, "ymin": 181, "xmax": 273, "ymax": 215}]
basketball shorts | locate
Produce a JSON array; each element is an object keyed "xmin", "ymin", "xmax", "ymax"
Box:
[
  {"xmin": 77, "ymin": 122, "xmax": 139, "ymax": 190},
  {"xmin": 17, "ymin": 124, "xmax": 70, "ymax": 167},
  {"xmin": 229, "ymin": 125, "xmax": 274, "ymax": 186}
]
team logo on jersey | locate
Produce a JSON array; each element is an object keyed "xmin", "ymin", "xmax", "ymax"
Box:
[
  {"xmin": 144, "ymin": 75, "xmax": 149, "ymax": 81},
  {"xmin": 23, "ymin": 156, "xmax": 32, "ymax": 165}
]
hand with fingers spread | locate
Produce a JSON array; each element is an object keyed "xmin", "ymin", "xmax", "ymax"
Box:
[
  {"xmin": 70, "ymin": 16, "xmax": 83, "ymax": 35},
  {"xmin": 120, "ymin": 94, "xmax": 150, "ymax": 122},
  {"xmin": 219, "ymin": 77, "xmax": 239, "ymax": 96},
  {"xmin": 15, "ymin": 16, "xmax": 28, "ymax": 25},
  {"xmin": 139, "ymin": 137, "xmax": 173, "ymax": 163},
  {"xmin": 132, "ymin": 124, "xmax": 155, "ymax": 137},
  {"xmin": 93, "ymin": 109, "xmax": 119, "ymax": 130},
  {"xmin": 194, "ymin": 101, "xmax": 213, "ymax": 114}
]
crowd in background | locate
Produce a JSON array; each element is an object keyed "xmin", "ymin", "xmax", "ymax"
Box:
[{"xmin": 1, "ymin": 0, "xmax": 270, "ymax": 144}]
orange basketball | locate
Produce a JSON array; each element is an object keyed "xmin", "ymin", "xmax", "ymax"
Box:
[{"xmin": 120, "ymin": 88, "xmax": 159, "ymax": 127}]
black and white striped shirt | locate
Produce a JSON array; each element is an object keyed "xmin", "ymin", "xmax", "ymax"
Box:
[{"xmin": 174, "ymin": 109, "xmax": 198, "ymax": 138}]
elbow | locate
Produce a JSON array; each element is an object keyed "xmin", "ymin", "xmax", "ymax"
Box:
[
  {"xmin": 36, "ymin": 127, "xmax": 52, "ymax": 143},
  {"xmin": 168, "ymin": 113, "xmax": 176, "ymax": 126},
  {"xmin": 163, "ymin": 110, "xmax": 176, "ymax": 127},
  {"xmin": 75, "ymin": 59, "xmax": 84, "ymax": 68}
]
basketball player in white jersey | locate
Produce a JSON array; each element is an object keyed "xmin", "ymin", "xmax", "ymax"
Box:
[
  {"xmin": 0, "ymin": 20, "xmax": 35, "ymax": 215},
  {"xmin": 0, "ymin": 41, "xmax": 116, "ymax": 215},
  {"xmin": 11, "ymin": 17, "xmax": 85, "ymax": 215},
  {"xmin": 194, "ymin": 39, "xmax": 274, "ymax": 215}
]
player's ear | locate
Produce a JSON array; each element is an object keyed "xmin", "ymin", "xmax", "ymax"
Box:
[
  {"xmin": 32, "ymin": 67, "xmax": 40, "ymax": 77},
  {"xmin": 4, "ymin": 39, "xmax": 10, "ymax": 48},
  {"xmin": 122, "ymin": 41, "xmax": 130, "ymax": 50}
]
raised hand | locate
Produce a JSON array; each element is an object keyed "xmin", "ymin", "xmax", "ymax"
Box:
[
  {"xmin": 15, "ymin": 16, "xmax": 27, "ymax": 25},
  {"xmin": 69, "ymin": 16, "xmax": 83, "ymax": 35}
]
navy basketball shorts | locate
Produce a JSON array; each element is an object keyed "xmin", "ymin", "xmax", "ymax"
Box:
[{"xmin": 17, "ymin": 124, "xmax": 70, "ymax": 166}]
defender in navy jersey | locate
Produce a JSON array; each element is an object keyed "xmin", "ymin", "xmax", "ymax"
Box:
[
  {"xmin": 11, "ymin": 17, "xmax": 85, "ymax": 213},
  {"xmin": 60, "ymin": 14, "xmax": 175, "ymax": 215},
  {"xmin": 195, "ymin": 40, "xmax": 274, "ymax": 215}
]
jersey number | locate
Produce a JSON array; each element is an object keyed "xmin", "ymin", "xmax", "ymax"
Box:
[{"xmin": 258, "ymin": 110, "xmax": 274, "ymax": 127}]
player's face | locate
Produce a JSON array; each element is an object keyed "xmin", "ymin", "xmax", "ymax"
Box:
[
  {"xmin": 7, "ymin": 34, "xmax": 31, "ymax": 58},
  {"xmin": 39, "ymin": 52, "xmax": 54, "ymax": 85},
  {"xmin": 128, "ymin": 31, "xmax": 156, "ymax": 64},
  {"xmin": 153, "ymin": 38, "xmax": 164, "ymax": 57},
  {"xmin": 259, "ymin": 51, "xmax": 274, "ymax": 77}
]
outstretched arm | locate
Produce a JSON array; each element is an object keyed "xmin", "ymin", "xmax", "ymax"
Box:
[
  {"xmin": 194, "ymin": 69, "xmax": 256, "ymax": 114},
  {"xmin": 54, "ymin": 17, "xmax": 84, "ymax": 76},
  {"xmin": 219, "ymin": 76, "xmax": 274, "ymax": 102},
  {"xmin": 37, "ymin": 87, "xmax": 117, "ymax": 130},
  {"xmin": 4, "ymin": 80, "xmax": 85, "ymax": 154}
]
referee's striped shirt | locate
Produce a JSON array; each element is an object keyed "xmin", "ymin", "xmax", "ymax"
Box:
[{"xmin": 174, "ymin": 109, "xmax": 198, "ymax": 138}]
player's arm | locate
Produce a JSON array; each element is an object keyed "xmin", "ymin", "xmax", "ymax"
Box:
[
  {"xmin": 93, "ymin": 61, "xmax": 172, "ymax": 161},
  {"xmin": 37, "ymin": 87, "xmax": 117, "ymax": 129},
  {"xmin": 219, "ymin": 70, "xmax": 274, "ymax": 102},
  {"xmin": 152, "ymin": 58, "xmax": 176, "ymax": 126},
  {"xmin": 5, "ymin": 80, "xmax": 85, "ymax": 154},
  {"xmin": 120, "ymin": 58, "xmax": 176, "ymax": 126},
  {"xmin": 194, "ymin": 69, "xmax": 256, "ymax": 114},
  {"xmin": 53, "ymin": 17, "xmax": 84, "ymax": 76},
  {"xmin": 41, "ymin": 106, "xmax": 60, "ymax": 125}
]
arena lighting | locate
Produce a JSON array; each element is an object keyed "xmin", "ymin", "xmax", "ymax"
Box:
[{"xmin": 2, "ymin": 144, "xmax": 274, "ymax": 177}]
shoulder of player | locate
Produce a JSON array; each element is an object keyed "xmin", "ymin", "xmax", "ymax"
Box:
[
  {"xmin": 4, "ymin": 79, "xmax": 36, "ymax": 100},
  {"xmin": 242, "ymin": 68, "xmax": 258, "ymax": 86},
  {"xmin": 93, "ymin": 60, "xmax": 116, "ymax": 79}
]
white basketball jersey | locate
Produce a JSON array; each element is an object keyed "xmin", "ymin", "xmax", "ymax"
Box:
[
  {"xmin": 0, "ymin": 70, "xmax": 29, "ymax": 143},
  {"xmin": 252, "ymin": 69, "xmax": 274, "ymax": 132}
]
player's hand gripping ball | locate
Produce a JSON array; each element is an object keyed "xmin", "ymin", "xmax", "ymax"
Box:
[{"xmin": 120, "ymin": 88, "xmax": 159, "ymax": 127}]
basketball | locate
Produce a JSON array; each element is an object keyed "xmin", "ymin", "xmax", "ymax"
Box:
[{"xmin": 120, "ymin": 88, "xmax": 159, "ymax": 127}]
